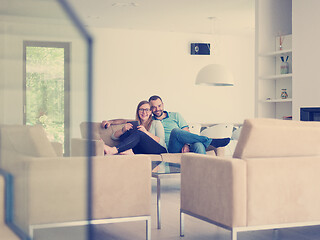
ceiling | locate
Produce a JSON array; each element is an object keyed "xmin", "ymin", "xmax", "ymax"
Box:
[{"xmin": 65, "ymin": 0, "xmax": 255, "ymax": 35}]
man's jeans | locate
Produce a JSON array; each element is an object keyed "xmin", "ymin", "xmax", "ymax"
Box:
[{"xmin": 167, "ymin": 128, "xmax": 212, "ymax": 154}]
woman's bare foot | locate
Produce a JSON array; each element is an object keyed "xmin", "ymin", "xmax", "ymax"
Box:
[
  {"xmin": 152, "ymin": 165, "xmax": 160, "ymax": 173},
  {"xmin": 103, "ymin": 144, "xmax": 118, "ymax": 155},
  {"xmin": 119, "ymin": 149, "xmax": 134, "ymax": 155}
]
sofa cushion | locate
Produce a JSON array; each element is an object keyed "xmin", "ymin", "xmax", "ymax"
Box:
[
  {"xmin": 233, "ymin": 118, "xmax": 320, "ymax": 159},
  {"xmin": 1, "ymin": 125, "xmax": 57, "ymax": 157}
]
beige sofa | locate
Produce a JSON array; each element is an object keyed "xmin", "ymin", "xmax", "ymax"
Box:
[
  {"xmin": 0, "ymin": 124, "xmax": 151, "ymax": 239},
  {"xmin": 71, "ymin": 122, "xmax": 224, "ymax": 162},
  {"xmin": 180, "ymin": 118, "xmax": 320, "ymax": 240}
]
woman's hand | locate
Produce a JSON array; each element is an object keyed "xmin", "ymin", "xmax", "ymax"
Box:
[
  {"xmin": 113, "ymin": 123, "xmax": 133, "ymax": 139},
  {"xmin": 138, "ymin": 125, "xmax": 160, "ymax": 143},
  {"xmin": 122, "ymin": 123, "xmax": 133, "ymax": 133},
  {"xmin": 137, "ymin": 125, "xmax": 147, "ymax": 133}
]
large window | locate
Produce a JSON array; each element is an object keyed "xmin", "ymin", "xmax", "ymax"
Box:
[{"xmin": 23, "ymin": 41, "xmax": 70, "ymax": 155}]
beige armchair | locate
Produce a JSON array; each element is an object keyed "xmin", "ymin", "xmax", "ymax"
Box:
[
  {"xmin": 0, "ymin": 124, "xmax": 151, "ymax": 239},
  {"xmin": 180, "ymin": 118, "xmax": 320, "ymax": 240}
]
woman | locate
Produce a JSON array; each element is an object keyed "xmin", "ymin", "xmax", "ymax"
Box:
[{"xmin": 102, "ymin": 100, "xmax": 167, "ymax": 155}]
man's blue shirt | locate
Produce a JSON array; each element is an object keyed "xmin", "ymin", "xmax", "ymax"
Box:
[{"xmin": 153, "ymin": 111, "xmax": 188, "ymax": 146}]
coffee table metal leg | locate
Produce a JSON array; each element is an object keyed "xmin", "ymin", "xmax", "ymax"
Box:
[
  {"xmin": 180, "ymin": 210, "xmax": 184, "ymax": 237},
  {"xmin": 157, "ymin": 177, "xmax": 161, "ymax": 229}
]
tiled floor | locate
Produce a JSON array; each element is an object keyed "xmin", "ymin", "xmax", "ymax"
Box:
[{"xmin": 34, "ymin": 177, "xmax": 320, "ymax": 240}]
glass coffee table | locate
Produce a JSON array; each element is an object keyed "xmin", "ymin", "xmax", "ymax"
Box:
[{"xmin": 151, "ymin": 161, "xmax": 181, "ymax": 229}]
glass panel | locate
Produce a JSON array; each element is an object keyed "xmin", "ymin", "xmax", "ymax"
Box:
[
  {"xmin": 0, "ymin": 0, "xmax": 92, "ymax": 239},
  {"xmin": 25, "ymin": 44, "xmax": 67, "ymax": 153},
  {"xmin": 152, "ymin": 161, "xmax": 181, "ymax": 175}
]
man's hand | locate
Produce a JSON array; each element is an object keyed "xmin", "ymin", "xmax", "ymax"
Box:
[
  {"xmin": 181, "ymin": 144, "xmax": 190, "ymax": 153},
  {"xmin": 101, "ymin": 119, "xmax": 134, "ymax": 129},
  {"xmin": 101, "ymin": 120, "xmax": 111, "ymax": 129}
]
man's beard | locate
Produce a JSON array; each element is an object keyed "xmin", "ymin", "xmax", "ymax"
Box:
[{"xmin": 153, "ymin": 110, "xmax": 163, "ymax": 118}]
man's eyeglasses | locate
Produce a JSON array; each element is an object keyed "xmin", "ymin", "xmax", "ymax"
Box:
[{"xmin": 138, "ymin": 108, "xmax": 151, "ymax": 113}]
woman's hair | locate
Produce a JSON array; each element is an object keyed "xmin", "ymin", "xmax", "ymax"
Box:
[{"xmin": 135, "ymin": 100, "xmax": 153, "ymax": 131}]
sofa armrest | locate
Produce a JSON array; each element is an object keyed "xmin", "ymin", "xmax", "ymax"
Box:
[
  {"xmin": 71, "ymin": 138, "xmax": 104, "ymax": 156},
  {"xmin": 181, "ymin": 153, "xmax": 246, "ymax": 228}
]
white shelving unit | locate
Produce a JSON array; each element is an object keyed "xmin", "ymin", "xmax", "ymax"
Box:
[
  {"xmin": 255, "ymin": 0, "xmax": 292, "ymax": 120},
  {"xmin": 262, "ymin": 98, "xmax": 292, "ymax": 103},
  {"xmin": 257, "ymin": 38, "xmax": 292, "ymax": 119},
  {"xmin": 259, "ymin": 49, "xmax": 292, "ymax": 57},
  {"xmin": 260, "ymin": 73, "xmax": 292, "ymax": 80}
]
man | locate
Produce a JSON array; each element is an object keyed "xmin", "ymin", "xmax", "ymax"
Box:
[{"xmin": 148, "ymin": 95, "xmax": 230, "ymax": 154}]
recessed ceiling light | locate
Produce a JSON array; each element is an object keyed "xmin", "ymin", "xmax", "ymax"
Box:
[{"xmin": 112, "ymin": 2, "xmax": 139, "ymax": 7}]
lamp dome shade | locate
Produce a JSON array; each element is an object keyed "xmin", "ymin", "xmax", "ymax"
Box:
[{"xmin": 196, "ymin": 64, "xmax": 234, "ymax": 86}]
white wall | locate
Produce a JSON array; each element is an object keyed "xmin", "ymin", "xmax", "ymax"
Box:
[
  {"xmin": 292, "ymin": 0, "xmax": 320, "ymax": 120},
  {"xmin": 91, "ymin": 28, "xmax": 255, "ymax": 125}
]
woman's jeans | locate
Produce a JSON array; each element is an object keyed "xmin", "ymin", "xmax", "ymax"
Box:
[
  {"xmin": 168, "ymin": 128, "xmax": 211, "ymax": 154},
  {"xmin": 117, "ymin": 129, "xmax": 167, "ymax": 154}
]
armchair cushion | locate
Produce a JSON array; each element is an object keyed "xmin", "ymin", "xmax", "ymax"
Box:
[
  {"xmin": 1, "ymin": 125, "xmax": 57, "ymax": 157},
  {"xmin": 51, "ymin": 141, "xmax": 63, "ymax": 157}
]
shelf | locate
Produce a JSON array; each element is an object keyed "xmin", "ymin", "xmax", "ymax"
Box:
[
  {"xmin": 256, "ymin": 6, "xmax": 292, "ymax": 120},
  {"xmin": 259, "ymin": 49, "xmax": 292, "ymax": 57},
  {"xmin": 260, "ymin": 73, "xmax": 292, "ymax": 80},
  {"xmin": 262, "ymin": 98, "xmax": 292, "ymax": 103}
]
